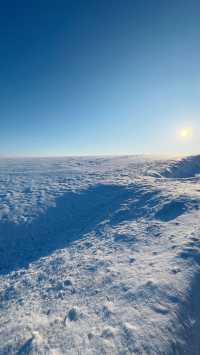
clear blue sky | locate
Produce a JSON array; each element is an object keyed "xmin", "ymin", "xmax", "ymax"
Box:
[{"xmin": 0, "ymin": 0, "xmax": 199, "ymax": 156}]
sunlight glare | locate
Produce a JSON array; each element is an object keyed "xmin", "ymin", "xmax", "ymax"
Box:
[{"xmin": 178, "ymin": 127, "xmax": 193, "ymax": 140}]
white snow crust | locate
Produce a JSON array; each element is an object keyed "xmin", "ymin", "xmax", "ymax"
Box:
[{"xmin": 0, "ymin": 155, "xmax": 200, "ymax": 354}]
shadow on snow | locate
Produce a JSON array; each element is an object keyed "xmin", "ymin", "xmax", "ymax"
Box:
[
  {"xmin": 0, "ymin": 184, "xmax": 137, "ymax": 274},
  {"xmin": 0, "ymin": 183, "xmax": 196, "ymax": 275}
]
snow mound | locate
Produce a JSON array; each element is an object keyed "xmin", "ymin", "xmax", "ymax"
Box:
[{"xmin": 161, "ymin": 155, "xmax": 200, "ymax": 179}]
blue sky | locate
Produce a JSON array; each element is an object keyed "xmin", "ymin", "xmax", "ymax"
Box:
[{"xmin": 0, "ymin": 0, "xmax": 199, "ymax": 156}]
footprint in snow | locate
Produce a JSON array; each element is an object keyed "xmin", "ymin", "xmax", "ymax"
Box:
[
  {"xmin": 63, "ymin": 279, "xmax": 72, "ymax": 286},
  {"xmin": 64, "ymin": 307, "xmax": 80, "ymax": 323},
  {"xmin": 171, "ymin": 267, "xmax": 181, "ymax": 274},
  {"xmin": 129, "ymin": 257, "xmax": 136, "ymax": 264}
]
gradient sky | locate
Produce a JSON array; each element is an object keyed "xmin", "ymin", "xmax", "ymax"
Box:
[{"xmin": 0, "ymin": 0, "xmax": 200, "ymax": 156}]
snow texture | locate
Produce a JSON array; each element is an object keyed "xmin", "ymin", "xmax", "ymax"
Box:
[{"xmin": 0, "ymin": 155, "xmax": 200, "ymax": 354}]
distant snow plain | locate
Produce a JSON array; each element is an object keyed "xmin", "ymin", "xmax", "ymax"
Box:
[{"xmin": 0, "ymin": 155, "xmax": 200, "ymax": 354}]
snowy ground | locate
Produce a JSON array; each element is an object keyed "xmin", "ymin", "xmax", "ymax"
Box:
[{"xmin": 0, "ymin": 155, "xmax": 200, "ymax": 354}]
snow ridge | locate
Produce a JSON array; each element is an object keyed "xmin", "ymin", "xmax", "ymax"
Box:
[{"xmin": 161, "ymin": 155, "xmax": 200, "ymax": 179}]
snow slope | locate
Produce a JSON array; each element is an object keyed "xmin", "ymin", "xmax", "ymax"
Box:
[{"xmin": 0, "ymin": 155, "xmax": 200, "ymax": 354}]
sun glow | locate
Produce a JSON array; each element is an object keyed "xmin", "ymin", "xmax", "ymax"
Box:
[{"xmin": 178, "ymin": 127, "xmax": 193, "ymax": 140}]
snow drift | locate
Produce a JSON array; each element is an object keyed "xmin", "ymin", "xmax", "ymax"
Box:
[{"xmin": 161, "ymin": 155, "xmax": 200, "ymax": 179}]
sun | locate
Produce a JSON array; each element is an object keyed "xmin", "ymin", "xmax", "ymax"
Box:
[{"xmin": 178, "ymin": 127, "xmax": 193, "ymax": 140}]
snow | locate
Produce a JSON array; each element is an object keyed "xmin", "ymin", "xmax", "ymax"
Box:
[{"xmin": 0, "ymin": 155, "xmax": 200, "ymax": 354}]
